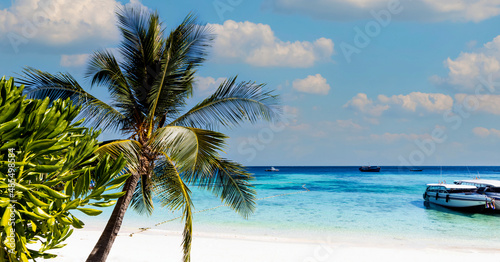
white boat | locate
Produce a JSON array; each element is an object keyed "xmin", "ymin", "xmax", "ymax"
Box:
[
  {"xmin": 423, "ymin": 183, "xmax": 494, "ymax": 210},
  {"xmin": 265, "ymin": 167, "xmax": 279, "ymax": 172},
  {"xmin": 454, "ymin": 179, "xmax": 500, "ymax": 209}
]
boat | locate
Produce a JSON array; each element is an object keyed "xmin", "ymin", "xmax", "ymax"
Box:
[
  {"xmin": 454, "ymin": 179, "xmax": 500, "ymax": 209},
  {"xmin": 265, "ymin": 167, "xmax": 279, "ymax": 172},
  {"xmin": 359, "ymin": 166, "xmax": 380, "ymax": 172},
  {"xmin": 410, "ymin": 169, "xmax": 423, "ymax": 172},
  {"xmin": 423, "ymin": 183, "xmax": 494, "ymax": 210}
]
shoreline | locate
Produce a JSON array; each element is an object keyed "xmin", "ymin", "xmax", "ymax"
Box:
[
  {"xmin": 81, "ymin": 221, "xmax": 500, "ymax": 250},
  {"xmin": 40, "ymin": 227, "xmax": 500, "ymax": 262}
]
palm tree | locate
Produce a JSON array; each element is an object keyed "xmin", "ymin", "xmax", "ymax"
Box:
[{"xmin": 18, "ymin": 7, "xmax": 279, "ymax": 262}]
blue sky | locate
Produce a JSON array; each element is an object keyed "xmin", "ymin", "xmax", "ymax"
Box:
[{"xmin": 2, "ymin": 0, "xmax": 500, "ymax": 166}]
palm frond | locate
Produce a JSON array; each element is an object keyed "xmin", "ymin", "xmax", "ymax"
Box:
[
  {"xmin": 86, "ymin": 50, "xmax": 137, "ymax": 109},
  {"xmin": 153, "ymin": 157, "xmax": 193, "ymax": 262},
  {"xmin": 146, "ymin": 13, "xmax": 213, "ymax": 129},
  {"xmin": 130, "ymin": 174, "xmax": 154, "ymax": 215},
  {"xmin": 116, "ymin": 6, "xmax": 164, "ymax": 109},
  {"xmin": 18, "ymin": 67, "xmax": 126, "ymax": 131},
  {"xmin": 85, "ymin": 49, "xmax": 144, "ymax": 133},
  {"xmin": 149, "ymin": 126, "xmax": 226, "ymax": 175},
  {"xmin": 149, "ymin": 125, "xmax": 255, "ymax": 216},
  {"xmin": 96, "ymin": 139, "xmax": 142, "ymax": 174},
  {"xmin": 169, "ymin": 76, "xmax": 280, "ymax": 129},
  {"xmin": 193, "ymin": 158, "xmax": 256, "ymax": 218}
]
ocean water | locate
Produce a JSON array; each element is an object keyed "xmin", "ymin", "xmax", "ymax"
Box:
[{"xmin": 84, "ymin": 166, "xmax": 500, "ymax": 248}]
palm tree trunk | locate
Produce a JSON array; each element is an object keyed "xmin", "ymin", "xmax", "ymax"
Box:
[{"xmin": 86, "ymin": 174, "xmax": 140, "ymax": 262}]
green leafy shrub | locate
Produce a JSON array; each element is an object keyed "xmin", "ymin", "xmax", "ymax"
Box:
[{"xmin": 0, "ymin": 77, "xmax": 130, "ymax": 261}]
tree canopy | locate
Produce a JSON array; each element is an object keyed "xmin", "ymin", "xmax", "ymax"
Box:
[{"xmin": 0, "ymin": 77, "xmax": 130, "ymax": 261}]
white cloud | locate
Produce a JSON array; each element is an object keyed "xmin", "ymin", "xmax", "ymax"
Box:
[
  {"xmin": 378, "ymin": 92, "xmax": 454, "ymax": 113},
  {"xmin": 473, "ymin": 127, "xmax": 500, "ymax": 137},
  {"xmin": 433, "ymin": 35, "xmax": 500, "ymax": 91},
  {"xmin": 292, "ymin": 74, "xmax": 330, "ymax": 95},
  {"xmin": 208, "ymin": 20, "xmax": 334, "ymax": 67},
  {"xmin": 343, "ymin": 93, "xmax": 390, "ymax": 117},
  {"xmin": 473, "ymin": 127, "xmax": 490, "ymax": 137},
  {"xmin": 455, "ymin": 94, "xmax": 500, "ymax": 115},
  {"xmin": 0, "ymin": 0, "xmax": 147, "ymax": 52},
  {"xmin": 265, "ymin": 0, "xmax": 500, "ymax": 22},
  {"xmin": 60, "ymin": 54, "xmax": 89, "ymax": 67},
  {"xmin": 344, "ymin": 92, "xmax": 453, "ymax": 117},
  {"xmin": 194, "ymin": 76, "xmax": 226, "ymax": 96}
]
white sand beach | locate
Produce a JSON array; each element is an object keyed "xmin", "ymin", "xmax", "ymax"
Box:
[{"xmin": 41, "ymin": 228, "xmax": 500, "ymax": 262}]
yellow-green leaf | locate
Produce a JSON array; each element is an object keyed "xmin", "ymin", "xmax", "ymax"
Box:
[
  {"xmin": 63, "ymin": 199, "xmax": 80, "ymax": 211},
  {"xmin": 31, "ymin": 184, "xmax": 69, "ymax": 199},
  {"xmin": 33, "ymin": 207, "xmax": 52, "ymax": 219},
  {"xmin": 76, "ymin": 208, "xmax": 103, "ymax": 216},
  {"xmin": 1, "ymin": 205, "xmax": 12, "ymax": 228},
  {"xmin": 89, "ymin": 200, "xmax": 116, "ymax": 207},
  {"xmin": 101, "ymin": 192, "xmax": 126, "ymax": 199},
  {"xmin": 26, "ymin": 191, "xmax": 48, "ymax": 207}
]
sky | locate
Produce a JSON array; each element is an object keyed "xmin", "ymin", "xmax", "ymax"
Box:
[{"xmin": 2, "ymin": 0, "xmax": 500, "ymax": 166}]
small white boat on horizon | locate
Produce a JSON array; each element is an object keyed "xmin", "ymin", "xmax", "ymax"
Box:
[
  {"xmin": 423, "ymin": 183, "xmax": 494, "ymax": 210},
  {"xmin": 265, "ymin": 167, "xmax": 279, "ymax": 172}
]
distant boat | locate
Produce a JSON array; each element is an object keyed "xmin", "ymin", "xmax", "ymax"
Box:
[
  {"xmin": 359, "ymin": 166, "xmax": 380, "ymax": 172},
  {"xmin": 410, "ymin": 169, "xmax": 423, "ymax": 172},
  {"xmin": 265, "ymin": 167, "xmax": 279, "ymax": 172}
]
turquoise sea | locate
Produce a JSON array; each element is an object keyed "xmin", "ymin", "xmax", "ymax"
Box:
[{"xmin": 85, "ymin": 166, "xmax": 500, "ymax": 248}]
